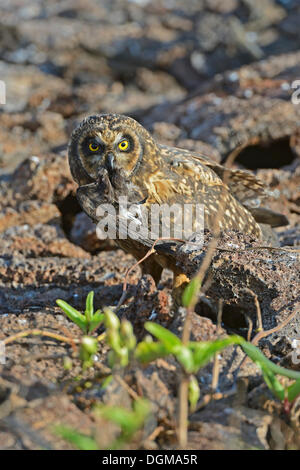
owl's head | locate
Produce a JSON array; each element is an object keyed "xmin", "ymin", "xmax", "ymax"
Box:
[{"xmin": 68, "ymin": 113, "xmax": 156, "ymax": 186}]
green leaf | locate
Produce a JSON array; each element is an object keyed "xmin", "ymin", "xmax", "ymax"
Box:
[
  {"xmin": 189, "ymin": 336, "xmax": 243, "ymax": 371},
  {"xmin": 118, "ymin": 347, "xmax": 129, "ymax": 367},
  {"xmin": 56, "ymin": 299, "xmax": 87, "ymax": 332},
  {"xmin": 88, "ymin": 311, "xmax": 104, "ymax": 333},
  {"xmin": 104, "ymin": 308, "xmax": 120, "ymax": 330},
  {"xmin": 287, "ymin": 378, "xmax": 300, "ymax": 403},
  {"xmin": 176, "ymin": 346, "xmax": 194, "ymax": 373},
  {"xmin": 241, "ymin": 342, "xmax": 300, "ymax": 380},
  {"xmin": 144, "ymin": 322, "xmax": 181, "ymax": 352},
  {"xmin": 101, "ymin": 375, "xmax": 113, "ymax": 390},
  {"xmin": 54, "ymin": 426, "xmax": 99, "ymax": 450},
  {"xmin": 99, "ymin": 407, "xmax": 138, "ymax": 435},
  {"xmin": 106, "ymin": 329, "xmax": 122, "ymax": 354},
  {"xmin": 81, "ymin": 336, "xmax": 98, "ymax": 355},
  {"xmin": 241, "ymin": 341, "xmax": 300, "ymax": 402},
  {"xmin": 133, "ymin": 398, "xmax": 151, "ymax": 421},
  {"xmin": 259, "ymin": 363, "xmax": 285, "ymax": 401},
  {"xmin": 85, "ymin": 291, "xmax": 94, "ymax": 322},
  {"xmin": 135, "ymin": 340, "xmax": 169, "ymax": 363},
  {"xmin": 120, "ymin": 320, "xmax": 137, "ymax": 351},
  {"xmin": 182, "ymin": 277, "xmax": 201, "ymax": 308},
  {"xmin": 97, "ymin": 399, "xmax": 150, "ymax": 436},
  {"xmin": 189, "ymin": 375, "xmax": 200, "ymax": 412},
  {"xmin": 107, "ymin": 350, "xmax": 117, "ymax": 368},
  {"xmin": 79, "ymin": 336, "xmax": 99, "ymax": 369}
]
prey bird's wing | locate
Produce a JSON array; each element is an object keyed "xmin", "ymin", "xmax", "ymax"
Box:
[
  {"xmin": 76, "ymin": 183, "xmax": 105, "ymax": 223},
  {"xmin": 77, "ymin": 182, "xmax": 156, "ymax": 246},
  {"xmin": 248, "ymin": 207, "xmax": 289, "ymax": 227}
]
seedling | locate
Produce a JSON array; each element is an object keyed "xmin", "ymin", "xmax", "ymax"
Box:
[
  {"xmin": 136, "ymin": 322, "xmax": 243, "ymax": 373},
  {"xmin": 96, "ymin": 398, "xmax": 151, "ymax": 449},
  {"xmin": 241, "ymin": 341, "xmax": 300, "ymax": 403},
  {"xmin": 56, "ymin": 290, "xmax": 300, "ymax": 404},
  {"xmin": 55, "ymin": 398, "xmax": 150, "ymax": 450},
  {"xmin": 136, "ymin": 321, "xmax": 300, "ymax": 405},
  {"xmin": 56, "ymin": 291, "xmax": 104, "ymax": 334},
  {"xmin": 104, "ymin": 308, "xmax": 137, "ymax": 367},
  {"xmin": 51, "ymin": 290, "xmax": 300, "ymax": 450},
  {"xmin": 54, "ymin": 426, "xmax": 99, "ymax": 450},
  {"xmin": 182, "ymin": 276, "xmax": 300, "ymax": 405},
  {"xmin": 79, "ymin": 336, "xmax": 99, "ymax": 369}
]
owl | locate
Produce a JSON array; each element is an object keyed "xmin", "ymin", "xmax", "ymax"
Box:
[{"xmin": 68, "ymin": 114, "xmax": 287, "ymax": 303}]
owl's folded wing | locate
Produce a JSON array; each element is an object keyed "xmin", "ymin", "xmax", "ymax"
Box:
[{"xmin": 191, "ymin": 154, "xmax": 267, "ymax": 207}]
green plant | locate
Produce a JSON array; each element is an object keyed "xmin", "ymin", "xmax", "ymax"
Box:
[
  {"xmin": 56, "ymin": 290, "xmax": 300, "ymax": 404},
  {"xmin": 56, "ymin": 291, "xmax": 104, "ymax": 334},
  {"xmin": 56, "ymin": 292, "xmax": 106, "ymax": 369},
  {"xmin": 52, "ymin": 289, "xmax": 300, "ymax": 451},
  {"xmin": 104, "ymin": 308, "xmax": 136, "ymax": 368},
  {"xmin": 55, "ymin": 398, "xmax": 150, "ymax": 450},
  {"xmin": 241, "ymin": 341, "xmax": 300, "ymax": 403},
  {"xmin": 136, "ymin": 321, "xmax": 300, "ymax": 405},
  {"xmin": 79, "ymin": 335, "xmax": 99, "ymax": 370},
  {"xmin": 56, "ymin": 290, "xmax": 300, "ymax": 405},
  {"xmin": 55, "ymin": 292, "xmax": 139, "ymax": 371},
  {"xmin": 55, "ymin": 426, "xmax": 99, "ymax": 450},
  {"xmin": 182, "ymin": 277, "xmax": 201, "ymax": 309},
  {"xmin": 96, "ymin": 398, "xmax": 151, "ymax": 449},
  {"xmin": 136, "ymin": 321, "xmax": 245, "ymax": 408},
  {"xmin": 136, "ymin": 322, "xmax": 243, "ymax": 373}
]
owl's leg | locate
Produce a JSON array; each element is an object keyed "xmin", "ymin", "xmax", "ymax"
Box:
[
  {"xmin": 141, "ymin": 260, "xmax": 190, "ymax": 307},
  {"xmin": 141, "ymin": 258, "xmax": 163, "ymax": 285},
  {"xmin": 172, "ymin": 270, "xmax": 190, "ymax": 307}
]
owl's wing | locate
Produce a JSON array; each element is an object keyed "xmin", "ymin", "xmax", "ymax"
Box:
[
  {"xmin": 176, "ymin": 149, "xmax": 288, "ymax": 226},
  {"xmin": 159, "ymin": 144, "xmax": 267, "ymax": 208},
  {"xmin": 186, "ymin": 155, "xmax": 289, "ymax": 226},
  {"xmin": 189, "ymin": 155, "xmax": 267, "ymax": 207},
  {"xmin": 158, "ymin": 144, "xmax": 288, "ymax": 232}
]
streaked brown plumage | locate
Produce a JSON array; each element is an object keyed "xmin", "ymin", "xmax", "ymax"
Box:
[{"xmin": 68, "ymin": 113, "xmax": 287, "ymax": 303}]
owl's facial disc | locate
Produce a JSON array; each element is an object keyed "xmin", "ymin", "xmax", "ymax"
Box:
[
  {"xmin": 79, "ymin": 128, "xmax": 143, "ymax": 182},
  {"xmin": 104, "ymin": 129, "xmax": 142, "ymax": 180},
  {"xmin": 79, "ymin": 133, "xmax": 106, "ymax": 180}
]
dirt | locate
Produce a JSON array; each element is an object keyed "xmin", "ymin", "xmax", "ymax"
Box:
[{"xmin": 0, "ymin": 0, "xmax": 300, "ymax": 450}]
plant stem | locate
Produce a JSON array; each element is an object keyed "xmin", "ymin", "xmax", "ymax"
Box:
[
  {"xmin": 178, "ymin": 374, "xmax": 189, "ymax": 449},
  {"xmin": 3, "ymin": 329, "xmax": 79, "ymax": 349}
]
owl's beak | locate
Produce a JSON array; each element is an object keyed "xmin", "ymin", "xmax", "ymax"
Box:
[{"xmin": 105, "ymin": 152, "xmax": 115, "ymax": 173}]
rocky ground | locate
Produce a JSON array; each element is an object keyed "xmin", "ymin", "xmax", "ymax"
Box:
[{"xmin": 0, "ymin": 0, "xmax": 300, "ymax": 450}]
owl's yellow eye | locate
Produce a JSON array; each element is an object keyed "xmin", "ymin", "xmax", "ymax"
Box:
[
  {"xmin": 118, "ymin": 139, "xmax": 129, "ymax": 151},
  {"xmin": 89, "ymin": 142, "xmax": 100, "ymax": 152}
]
